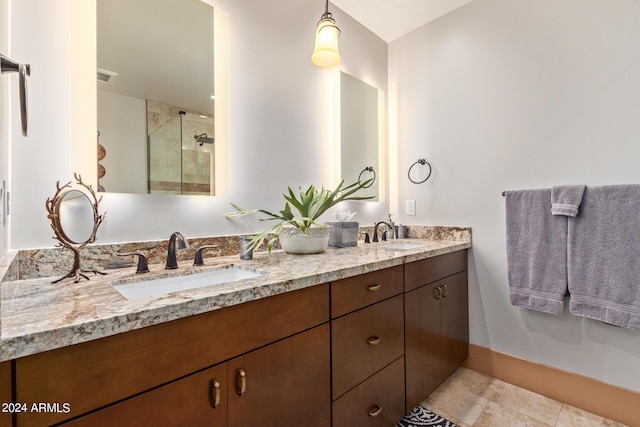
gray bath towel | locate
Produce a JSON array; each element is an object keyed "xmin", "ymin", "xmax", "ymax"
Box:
[
  {"xmin": 568, "ymin": 185, "xmax": 640, "ymax": 330},
  {"xmin": 505, "ymin": 189, "xmax": 568, "ymax": 314},
  {"xmin": 551, "ymin": 185, "xmax": 586, "ymax": 217}
]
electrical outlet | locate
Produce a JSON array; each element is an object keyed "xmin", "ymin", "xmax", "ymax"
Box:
[{"xmin": 406, "ymin": 200, "xmax": 416, "ymax": 216}]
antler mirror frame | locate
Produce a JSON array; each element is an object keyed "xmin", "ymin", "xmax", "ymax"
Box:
[{"xmin": 45, "ymin": 173, "xmax": 106, "ymax": 283}]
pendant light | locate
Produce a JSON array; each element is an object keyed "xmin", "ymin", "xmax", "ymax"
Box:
[{"xmin": 311, "ymin": 0, "xmax": 341, "ymax": 68}]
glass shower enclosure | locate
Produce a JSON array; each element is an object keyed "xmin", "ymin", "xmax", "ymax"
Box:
[{"xmin": 148, "ymin": 110, "xmax": 215, "ymax": 195}]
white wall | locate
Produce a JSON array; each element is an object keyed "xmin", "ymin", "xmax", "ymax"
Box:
[
  {"xmin": 97, "ymin": 90, "xmax": 147, "ymax": 194},
  {"xmin": 9, "ymin": 0, "xmax": 388, "ymax": 248},
  {"xmin": 10, "ymin": 0, "xmax": 71, "ymax": 250},
  {"xmin": 390, "ymin": 0, "xmax": 640, "ymax": 392}
]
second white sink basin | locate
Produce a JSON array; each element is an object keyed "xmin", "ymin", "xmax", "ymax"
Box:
[
  {"xmin": 112, "ymin": 265, "xmax": 265, "ymax": 300},
  {"xmin": 381, "ymin": 241, "xmax": 429, "ymax": 251}
]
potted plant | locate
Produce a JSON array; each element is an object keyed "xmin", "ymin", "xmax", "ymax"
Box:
[{"xmin": 225, "ymin": 179, "xmax": 374, "ymax": 254}]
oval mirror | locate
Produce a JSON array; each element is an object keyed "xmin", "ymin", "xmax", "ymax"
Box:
[{"xmin": 55, "ymin": 190, "xmax": 96, "ymax": 244}]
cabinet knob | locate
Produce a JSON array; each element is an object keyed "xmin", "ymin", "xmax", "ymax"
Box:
[
  {"xmin": 237, "ymin": 369, "xmax": 247, "ymax": 396},
  {"xmin": 433, "ymin": 286, "xmax": 443, "ymax": 300},
  {"xmin": 209, "ymin": 379, "xmax": 221, "ymax": 408},
  {"xmin": 441, "ymin": 284, "xmax": 448, "ymax": 297},
  {"xmin": 367, "ymin": 336, "xmax": 381, "ymax": 346},
  {"xmin": 368, "ymin": 404, "xmax": 383, "ymax": 417},
  {"xmin": 367, "ymin": 284, "xmax": 381, "ymax": 292}
]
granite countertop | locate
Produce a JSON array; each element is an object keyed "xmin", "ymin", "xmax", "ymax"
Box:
[{"xmin": 0, "ymin": 237, "xmax": 470, "ymax": 362}]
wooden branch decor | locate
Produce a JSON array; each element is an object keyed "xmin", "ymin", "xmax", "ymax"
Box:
[{"xmin": 45, "ymin": 173, "xmax": 107, "ymax": 283}]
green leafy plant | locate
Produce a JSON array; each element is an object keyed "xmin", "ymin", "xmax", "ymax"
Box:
[{"xmin": 225, "ymin": 179, "xmax": 374, "ymax": 252}]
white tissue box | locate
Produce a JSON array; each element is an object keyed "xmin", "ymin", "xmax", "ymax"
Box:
[{"xmin": 326, "ymin": 222, "xmax": 359, "ymax": 248}]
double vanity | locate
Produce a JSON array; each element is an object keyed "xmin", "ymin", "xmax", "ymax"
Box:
[{"xmin": 0, "ymin": 228, "xmax": 470, "ymax": 426}]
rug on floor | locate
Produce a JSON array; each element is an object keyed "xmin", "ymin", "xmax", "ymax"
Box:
[{"xmin": 396, "ymin": 405, "xmax": 460, "ymax": 427}]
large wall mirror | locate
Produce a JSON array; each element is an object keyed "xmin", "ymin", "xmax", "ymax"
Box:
[
  {"xmin": 339, "ymin": 71, "xmax": 382, "ymax": 201},
  {"xmin": 96, "ymin": 0, "xmax": 227, "ymax": 196}
]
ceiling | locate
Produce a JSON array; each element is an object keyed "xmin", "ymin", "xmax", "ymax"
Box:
[{"xmin": 331, "ymin": 0, "xmax": 475, "ymax": 42}]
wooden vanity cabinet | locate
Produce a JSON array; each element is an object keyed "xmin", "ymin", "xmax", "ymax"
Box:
[
  {"xmin": 404, "ymin": 251, "xmax": 469, "ymax": 411},
  {"xmin": 9, "ymin": 248, "xmax": 469, "ymax": 426},
  {"xmin": 15, "ymin": 284, "xmax": 329, "ymax": 427}
]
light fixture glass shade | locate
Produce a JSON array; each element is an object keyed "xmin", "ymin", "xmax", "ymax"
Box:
[{"xmin": 311, "ymin": 18, "xmax": 341, "ymax": 67}]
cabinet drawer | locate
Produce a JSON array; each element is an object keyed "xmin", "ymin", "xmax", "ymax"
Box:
[
  {"xmin": 332, "ymin": 295, "xmax": 404, "ymax": 399},
  {"xmin": 332, "ymin": 357, "xmax": 405, "ymax": 427},
  {"xmin": 332, "ymin": 266, "xmax": 403, "ymax": 318},
  {"xmin": 405, "ymin": 250, "xmax": 467, "ymax": 292},
  {"xmin": 16, "ymin": 284, "xmax": 329, "ymax": 427}
]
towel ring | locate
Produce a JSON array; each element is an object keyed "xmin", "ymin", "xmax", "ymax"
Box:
[
  {"xmin": 408, "ymin": 159, "xmax": 432, "ymax": 184},
  {"xmin": 358, "ymin": 166, "xmax": 376, "ymax": 188}
]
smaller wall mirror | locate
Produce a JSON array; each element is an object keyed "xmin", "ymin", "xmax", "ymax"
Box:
[
  {"xmin": 46, "ymin": 174, "xmax": 106, "ymax": 283},
  {"xmin": 339, "ymin": 72, "xmax": 381, "ymax": 201}
]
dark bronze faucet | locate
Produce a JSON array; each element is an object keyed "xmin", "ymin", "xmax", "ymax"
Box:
[
  {"xmin": 165, "ymin": 232, "xmax": 188, "ymax": 269},
  {"xmin": 373, "ymin": 221, "xmax": 394, "ymax": 242}
]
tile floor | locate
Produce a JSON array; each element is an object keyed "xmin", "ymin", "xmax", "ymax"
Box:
[{"xmin": 422, "ymin": 367, "xmax": 628, "ymax": 427}]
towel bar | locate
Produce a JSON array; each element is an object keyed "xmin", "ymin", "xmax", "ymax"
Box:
[{"xmin": 1, "ymin": 54, "xmax": 31, "ymax": 136}]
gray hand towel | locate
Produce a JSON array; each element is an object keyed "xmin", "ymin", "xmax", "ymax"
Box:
[
  {"xmin": 505, "ymin": 189, "xmax": 568, "ymax": 314},
  {"xmin": 568, "ymin": 185, "xmax": 640, "ymax": 330},
  {"xmin": 551, "ymin": 185, "xmax": 586, "ymax": 217}
]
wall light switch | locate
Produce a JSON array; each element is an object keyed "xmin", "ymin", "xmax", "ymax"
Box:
[{"xmin": 406, "ymin": 199, "xmax": 416, "ymax": 216}]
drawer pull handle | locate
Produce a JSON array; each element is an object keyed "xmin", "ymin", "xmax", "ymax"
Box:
[
  {"xmin": 367, "ymin": 336, "xmax": 381, "ymax": 346},
  {"xmin": 209, "ymin": 379, "xmax": 221, "ymax": 408},
  {"xmin": 368, "ymin": 405, "xmax": 383, "ymax": 417},
  {"xmin": 441, "ymin": 284, "xmax": 448, "ymax": 297},
  {"xmin": 367, "ymin": 284, "xmax": 381, "ymax": 292},
  {"xmin": 237, "ymin": 369, "xmax": 246, "ymax": 396},
  {"xmin": 433, "ymin": 286, "xmax": 443, "ymax": 300}
]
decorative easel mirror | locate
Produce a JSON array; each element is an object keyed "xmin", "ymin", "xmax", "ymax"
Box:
[{"xmin": 46, "ymin": 174, "xmax": 106, "ymax": 283}]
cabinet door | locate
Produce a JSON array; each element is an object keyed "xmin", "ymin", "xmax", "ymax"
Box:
[
  {"xmin": 440, "ymin": 270, "xmax": 469, "ymax": 379},
  {"xmin": 0, "ymin": 361, "xmax": 12, "ymax": 427},
  {"xmin": 228, "ymin": 324, "xmax": 330, "ymax": 427},
  {"xmin": 404, "ymin": 271, "xmax": 468, "ymax": 410},
  {"xmin": 404, "ymin": 282, "xmax": 442, "ymax": 410},
  {"xmin": 60, "ymin": 363, "xmax": 228, "ymax": 427}
]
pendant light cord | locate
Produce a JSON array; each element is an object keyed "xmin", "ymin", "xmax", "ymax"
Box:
[{"xmin": 322, "ymin": 0, "xmax": 331, "ymax": 20}]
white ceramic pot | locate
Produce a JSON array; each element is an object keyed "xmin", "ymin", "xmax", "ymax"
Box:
[{"xmin": 278, "ymin": 225, "xmax": 330, "ymax": 254}]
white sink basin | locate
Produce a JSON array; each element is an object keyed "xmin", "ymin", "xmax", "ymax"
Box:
[
  {"xmin": 112, "ymin": 265, "xmax": 265, "ymax": 300},
  {"xmin": 381, "ymin": 241, "xmax": 429, "ymax": 251}
]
